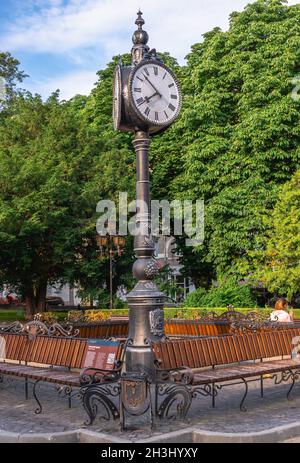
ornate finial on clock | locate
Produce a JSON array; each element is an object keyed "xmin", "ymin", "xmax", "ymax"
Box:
[
  {"xmin": 135, "ymin": 9, "xmax": 145, "ymax": 30},
  {"xmin": 131, "ymin": 10, "xmax": 149, "ymax": 65}
]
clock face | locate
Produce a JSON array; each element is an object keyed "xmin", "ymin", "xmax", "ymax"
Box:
[
  {"xmin": 113, "ymin": 65, "xmax": 122, "ymax": 131},
  {"xmin": 129, "ymin": 61, "xmax": 181, "ymax": 127}
]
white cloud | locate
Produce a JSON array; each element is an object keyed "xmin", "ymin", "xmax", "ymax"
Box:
[
  {"xmin": 26, "ymin": 69, "xmax": 97, "ymax": 99},
  {"xmin": 2, "ymin": 0, "xmax": 299, "ymax": 99},
  {"xmin": 3, "ymin": 0, "xmax": 299, "ymax": 64}
]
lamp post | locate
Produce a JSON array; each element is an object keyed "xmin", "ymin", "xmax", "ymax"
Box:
[
  {"xmin": 112, "ymin": 12, "xmax": 182, "ymax": 379},
  {"xmin": 96, "ymin": 234, "xmax": 126, "ymax": 311}
]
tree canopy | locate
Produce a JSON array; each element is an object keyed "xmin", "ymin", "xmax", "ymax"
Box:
[
  {"xmin": 250, "ymin": 170, "xmax": 300, "ymax": 301},
  {"xmin": 167, "ymin": 0, "xmax": 300, "ymax": 280}
]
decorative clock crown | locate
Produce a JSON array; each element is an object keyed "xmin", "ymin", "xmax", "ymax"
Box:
[{"xmin": 131, "ymin": 10, "xmax": 150, "ymax": 65}]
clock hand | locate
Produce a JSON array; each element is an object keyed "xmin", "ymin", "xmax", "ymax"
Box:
[
  {"xmin": 137, "ymin": 93, "xmax": 156, "ymax": 106},
  {"xmin": 147, "ymin": 91, "xmax": 159, "ymax": 101},
  {"xmin": 143, "ymin": 74, "xmax": 162, "ymax": 98},
  {"xmin": 136, "ymin": 91, "xmax": 160, "ymax": 108}
]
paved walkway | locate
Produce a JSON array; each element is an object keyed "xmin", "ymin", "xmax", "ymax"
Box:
[{"xmin": 1, "ymin": 373, "xmax": 300, "ymax": 442}]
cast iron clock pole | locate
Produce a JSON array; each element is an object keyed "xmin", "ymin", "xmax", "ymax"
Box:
[{"xmin": 113, "ymin": 11, "xmax": 182, "ymax": 379}]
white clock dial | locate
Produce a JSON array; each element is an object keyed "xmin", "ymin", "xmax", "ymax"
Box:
[{"xmin": 130, "ymin": 62, "xmax": 181, "ymax": 126}]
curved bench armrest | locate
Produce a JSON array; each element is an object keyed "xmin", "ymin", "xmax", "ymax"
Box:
[
  {"xmin": 80, "ymin": 361, "xmax": 123, "ymax": 386},
  {"xmin": 155, "ymin": 364, "xmax": 194, "ymax": 384}
]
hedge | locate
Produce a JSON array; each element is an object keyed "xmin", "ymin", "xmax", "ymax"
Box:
[{"xmin": 1, "ymin": 306, "xmax": 300, "ymax": 322}]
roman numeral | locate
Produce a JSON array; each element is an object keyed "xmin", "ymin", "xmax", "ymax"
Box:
[
  {"xmin": 155, "ymin": 111, "xmax": 159, "ymax": 121},
  {"xmin": 164, "ymin": 110, "xmax": 168, "ymax": 118},
  {"xmin": 144, "ymin": 107, "xmax": 150, "ymax": 116},
  {"xmin": 153, "ymin": 66, "xmax": 158, "ymax": 76},
  {"xmin": 134, "ymin": 87, "xmax": 141, "ymax": 92},
  {"xmin": 144, "ymin": 68, "xmax": 149, "ymax": 76},
  {"xmin": 168, "ymin": 83, "xmax": 174, "ymax": 88},
  {"xmin": 168, "ymin": 103, "xmax": 175, "ymax": 112},
  {"xmin": 136, "ymin": 97, "xmax": 144, "ymax": 105},
  {"xmin": 136, "ymin": 76, "xmax": 143, "ymax": 82},
  {"xmin": 171, "ymin": 94, "xmax": 177, "ymax": 99},
  {"xmin": 163, "ymin": 72, "xmax": 167, "ymax": 80}
]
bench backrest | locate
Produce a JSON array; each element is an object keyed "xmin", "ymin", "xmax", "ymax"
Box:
[
  {"xmin": 74, "ymin": 320, "xmax": 128, "ymax": 339},
  {"xmin": 153, "ymin": 329, "xmax": 300, "ymax": 370},
  {"xmin": 0, "ymin": 333, "xmax": 88, "ymax": 368},
  {"xmin": 0, "ymin": 333, "xmax": 124, "ymax": 370},
  {"xmin": 165, "ymin": 319, "xmax": 230, "ymax": 337}
]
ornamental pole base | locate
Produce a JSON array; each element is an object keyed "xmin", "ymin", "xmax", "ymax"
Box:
[{"xmin": 125, "ymin": 280, "xmax": 165, "ymax": 382}]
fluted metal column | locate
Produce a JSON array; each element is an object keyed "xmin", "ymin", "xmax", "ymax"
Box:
[{"xmin": 126, "ymin": 131, "xmax": 165, "ymax": 380}]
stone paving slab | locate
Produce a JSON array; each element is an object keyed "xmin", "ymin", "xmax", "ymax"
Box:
[{"xmin": 1, "ymin": 375, "xmax": 300, "ymax": 442}]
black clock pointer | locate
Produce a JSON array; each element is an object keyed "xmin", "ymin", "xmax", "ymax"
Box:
[
  {"xmin": 137, "ymin": 92, "xmax": 159, "ymax": 107},
  {"xmin": 137, "ymin": 98, "xmax": 146, "ymax": 106},
  {"xmin": 143, "ymin": 74, "xmax": 162, "ymax": 98},
  {"xmin": 147, "ymin": 91, "xmax": 159, "ymax": 101}
]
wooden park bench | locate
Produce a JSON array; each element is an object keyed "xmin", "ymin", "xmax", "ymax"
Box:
[
  {"xmin": 0, "ymin": 321, "xmax": 125, "ymax": 418},
  {"xmin": 153, "ymin": 329, "xmax": 300, "ymax": 420}
]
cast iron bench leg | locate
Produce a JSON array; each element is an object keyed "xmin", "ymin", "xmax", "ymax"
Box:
[
  {"xmin": 240, "ymin": 378, "xmax": 248, "ymax": 412},
  {"xmin": 287, "ymin": 370, "xmax": 296, "ymax": 401},
  {"xmin": 33, "ymin": 379, "xmax": 42, "ymax": 414},
  {"xmin": 65, "ymin": 386, "xmax": 72, "ymax": 408},
  {"xmin": 212, "ymin": 383, "xmax": 216, "ymax": 408},
  {"xmin": 25, "ymin": 377, "xmax": 29, "ymax": 400}
]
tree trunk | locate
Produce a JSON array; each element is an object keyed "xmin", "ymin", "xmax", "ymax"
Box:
[
  {"xmin": 24, "ymin": 289, "xmax": 36, "ymax": 321},
  {"xmin": 24, "ymin": 281, "xmax": 47, "ymax": 320},
  {"xmin": 36, "ymin": 281, "xmax": 47, "ymax": 313}
]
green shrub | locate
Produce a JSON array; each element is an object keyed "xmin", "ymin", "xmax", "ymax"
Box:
[
  {"xmin": 184, "ymin": 278, "xmax": 256, "ymax": 308},
  {"xmin": 65, "ymin": 310, "xmax": 86, "ymax": 323},
  {"xmin": 84, "ymin": 310, "xmax": 112, "ymax": 322},
  {"xmin": 183, "ymin": 287, "xmax": 207, "ymax": 307},
  {"xmin": 112, "ymin": 297, "xmax": 127, "ymax": 309}
]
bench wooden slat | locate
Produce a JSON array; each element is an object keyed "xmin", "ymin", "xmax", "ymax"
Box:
[
  {"xmin": 165, "ymin": 341, "xmax": 176, "ymax": 369},
  {"xmin": 154, "ymin": 329, "xmax": 300, "ymax": 373}
]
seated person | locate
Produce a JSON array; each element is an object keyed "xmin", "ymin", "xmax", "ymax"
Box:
[{"xmin": 270, "ymin": 298, "xmax": 293, "ymax": 322}]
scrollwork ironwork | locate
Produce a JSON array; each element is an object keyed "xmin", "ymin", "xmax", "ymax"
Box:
[
  {"xmin": 155, "ymin": 365, "xmax": 194, "ymax": 385},
  {"xmin": 80, "ymin": 366, "xmax": 122, "ymax": 387},
  {"xmin": 0, "ymin": 320, "xmax": 79, "ymax": 338},
  {"xmin": 0, "ymin": 321, "xmax": 23, "ymax": 333},
  {"xmin": 156, "ymin": 383, "xmax": 192, "ymax": 420},
  {"xmin": 48, "ymin": 323, "xmax": 79, "ymax": 337},
  {"xmin": 269, "ymin": 368, "xmax": 300, "ymax": 400},
  {"xmin": 81, "ymin": 383, "xmax": 121, "ymax": 425}
]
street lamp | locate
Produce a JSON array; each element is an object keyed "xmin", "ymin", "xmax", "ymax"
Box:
[{"xmin": 96, "ymin": 234, "xmax": 126, "ymax": 311}]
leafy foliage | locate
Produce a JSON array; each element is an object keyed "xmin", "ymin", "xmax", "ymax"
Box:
[
  {"xmin": 250, "ymin": 170, "xmax": 300, "ymax": 300},
  {"xmin": 0, "ymin": 52, "xmax": 27, "ymax": 107},
  {"xmin": 184, "ymin": 278, "xmax": 256, "ymax": 307},
  {"xmin": 166, "ymin": 0, "xmax": 300, "ymax": 278}
]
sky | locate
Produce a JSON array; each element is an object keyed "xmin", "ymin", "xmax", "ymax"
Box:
[{"xmin": 0, "ymin": 0, "xmax": 299, "ymax": 100}]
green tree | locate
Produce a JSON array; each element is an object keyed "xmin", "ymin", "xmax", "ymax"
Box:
[
  {"xmin": 0, "ymin": 55, "xmax": 140, "ymax": 317},
  {"xmin": 0, "ymin": 92, "xmax": 101, "ymax": 318},
  {"xmin": 0, "ymin": 52, "xmax": 27, "ymax": 107},
  {"xmin": 159, "ymin": 0, "xmax": 300, "ymax": 281},
  {"xmin": 250, "ymin": 170, "xmax": 300, "ymax": 301}
]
